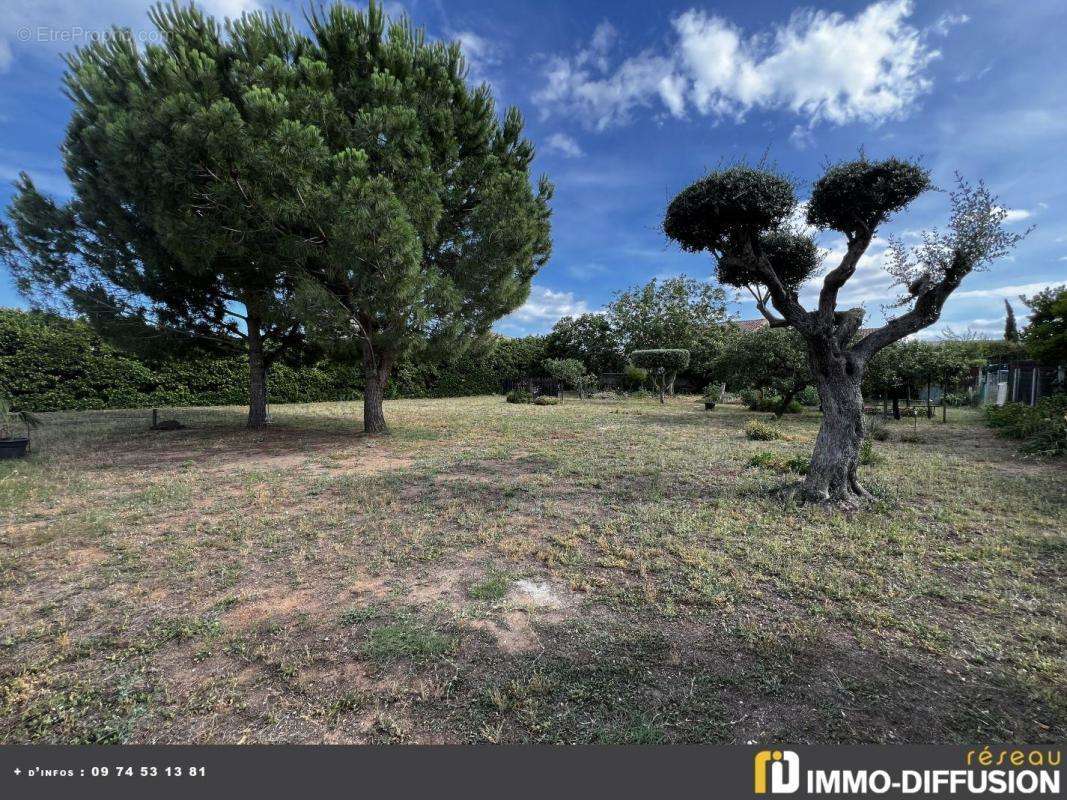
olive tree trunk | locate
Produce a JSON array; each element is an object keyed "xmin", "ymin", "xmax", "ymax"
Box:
[
  {"xmin": 362, "ymin": 347, "xmax": 390, "ymax": 435},
  {"xmin": 801, "ymin": 345, "xmax": 870, "ymax": 504},
  {"xmin": 246, "ymin": 303, "xmax": 269, "ymax": 430}
]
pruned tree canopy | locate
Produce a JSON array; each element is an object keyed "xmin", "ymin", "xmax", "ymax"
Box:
[{"xmin": 629, "ymin": 349, "xmax": 691, "ymax": 374}]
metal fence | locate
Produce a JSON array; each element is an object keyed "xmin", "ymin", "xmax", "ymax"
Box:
[
  {"xmin": 500, "ymin": 377, "xmax": 560, "ymax": 396},
  {"xmin": 975, "ymin": 361, "xmax": 1064, "ymax": 406}
]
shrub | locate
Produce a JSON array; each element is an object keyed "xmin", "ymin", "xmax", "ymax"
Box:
[
  {"xmin": 859, "ymin": 438, "xmax": 881, "ymax": 465},
  {"xmin": 797, "ymin": 386, "xmax": 820, "ymax": 406},
  {"xmin": 748, "ymin": 451, "xmax": 809, "ymax": 474},
  {"xmin": 739, "ymin": 388, "xmax": 802, "ymax": 414},
  {"xmin": 899, "ymin": 431, "xmax": 926, "ymax": 444},
  {"xmin": 622, "ymin": 364, "xmax": 649, "ymax": 391},
  {"xmin": 0, "ymin": 309, "xmax": 559, "ymax": 411},
  {"xmin": 1021, "ymin": 413, "xmax": 1066, "ymax": 457},
  {"xmin": 533, "ymin": 395, "xmax": 559, "ymax": 406},
  {"xmin": 745, "ymin": 419, "xmax": 782, "ymax": 441},
  {"xmin": 702, "ymin": 384, "xmax": 723, "ymax": 402},
  {"xmin": 506, "ymin": 388, "xmax": 533, "ymax": 404},
  {"xmin": 986, "ymin": 396, "xmax": 1067, "ymax": 457}
]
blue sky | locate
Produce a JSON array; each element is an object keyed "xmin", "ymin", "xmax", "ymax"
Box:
[{"xmin": 2, "ymin": 0, "xmax": 1065, "ymax": 339}]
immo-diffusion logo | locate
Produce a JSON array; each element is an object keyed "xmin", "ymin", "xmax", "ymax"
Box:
[{"xmin": 754, "ymin": 750, "xmax": 801, "ymax": 794}]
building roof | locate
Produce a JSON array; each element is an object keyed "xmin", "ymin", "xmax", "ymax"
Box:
[{"xmin": 736, "ymin": 318, "xmax": 769, "ymax": 332}]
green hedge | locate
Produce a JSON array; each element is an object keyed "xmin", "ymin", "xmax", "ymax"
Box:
[{"xmin": 0, "ymin": 309, "xmax": 547, "ymax": 412}]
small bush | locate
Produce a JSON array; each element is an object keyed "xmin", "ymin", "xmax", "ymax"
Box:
[
  {"xmin": 745, "ymin": 419, "xmax": 782, "ymax": 441},
  {"xmin": 533, "ymin": 395, "xmax": 559, "ymax": 406},
  {"xmin": 859, "ymin": 438, "xmax": 881, "ymax": 465},
  {"xmin": 622, "ymin": 364, "xmax": 649, "ymax": 390},
  {"xmin": 797, "ymin": 386, "xmax": 820, "ymax": 406},
  {"xmin": 748, "ymin": 451, "xmax": 809, "ymax": 474},
  {"xmin": 702, "ymin": 384, "xmax": 723, "ymax": 402},
  {"xmin": 987, "ymin": 396, "xmax": 1067, "ymax": 457},
  {"xmin": 942, "ymin": 392, "xmax": 972, "ymax": 407},
  {"xmin": 899, "ymin": 431, "xmax": 926, "ymax": 444},
  {"xmin": 738, "ymin": 388, "xmax": 802, "ymax": 414},
  {"xmin": 591, "ymin": 390, "xmax": 621, "ymax": 400},
  {"xmin": 506, "ymin": 388, "xmax": 534, "ymax": 404}
]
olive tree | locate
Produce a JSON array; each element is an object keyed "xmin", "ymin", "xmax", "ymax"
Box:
[
  {"xmin": 665, "ymin": 158, "xmax": 1024, "ymax": 505},
  {"xmin": 629, "ymin": 349, "xmax": 690, "ymax": 404}
]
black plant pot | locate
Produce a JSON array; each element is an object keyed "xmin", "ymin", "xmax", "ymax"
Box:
[
  {"xmin": 704, "ymin": 401, "xmax": 716, "ymax": 410},
  {"xmin": 0, "ymin": 438, "xmax": 29, "ymax": 459}
]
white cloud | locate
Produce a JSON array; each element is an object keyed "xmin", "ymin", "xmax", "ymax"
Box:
[
  {"xmin": 536, "ymin": 48, "xmax": 678, "ymax": 131},
  {"xmin": 929, "ymin": 12, "xmax": 970, "ymax": 37},
  {"xmin": 1000, "ymin": 207, "xmax": 1032, "ymax": 224},
  {"xmin": 952, "ymin": 281, "xmax": 1061, "ymax": 301},
  {"xmin": 449, "ymin": 29, "xmax": 500, "ymax": 84},
  {"xmin": 535, "ymin": 0, "xmax": 947, "ymax": 131},
  {"xmin": 0, "ymin": 0, "xmax": 260, "ymax": 72},
  {"xmin": 789, "ymin": 125, "xmax": 815, "ymax": 150},
  {"xmin": 543, "ymin": 132, "xmax": 584, "ymax": 159},
  {"xmin": 499, "ymin": 285, "xmax": 590, "ymax": 332},
  {"xmin": 800, "ymin": 236, "xmax": 895, "ymax": 308}
]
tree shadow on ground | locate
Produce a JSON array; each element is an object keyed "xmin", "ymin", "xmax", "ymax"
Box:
[{"xmin": 425, "ymin": 615, "xmax": 1064, "ymax": 744}]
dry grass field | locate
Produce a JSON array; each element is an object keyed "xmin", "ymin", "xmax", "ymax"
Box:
[{"xmin": 1, "ymin": 395, "xmax": 1063, "ymax": 744}]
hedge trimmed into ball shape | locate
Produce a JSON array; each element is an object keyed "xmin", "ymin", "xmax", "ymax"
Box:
[
  {"xmin": 629, "ymin": 349, "xmax": 691, "ymax": 374},
  {"xmin": 807, "ymin": 157, "xmax": 930, "ymax": 236},
  {"xmin": 664, "ymin": 166, "xmax": 796, "ymax": 253},
  {"xmin": 717, "ymin": 230, "xmax": 822, "ymax": 291}
]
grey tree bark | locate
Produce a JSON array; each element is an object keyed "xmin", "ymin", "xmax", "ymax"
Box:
[{"xmin": 800, "ymin": 341, "xmax": 870, "ymax": 504}]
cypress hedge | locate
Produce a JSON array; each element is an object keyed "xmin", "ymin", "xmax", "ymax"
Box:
[{"xmin": 0, "ymin": 309, "xmax": 547, "ymax": 411}]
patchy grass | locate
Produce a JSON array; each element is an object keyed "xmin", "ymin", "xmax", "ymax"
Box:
[{"xmin": 0, "ymin": 397, "xmax": 1063, "ymax": 744}]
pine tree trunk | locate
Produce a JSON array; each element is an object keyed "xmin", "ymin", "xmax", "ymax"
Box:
[
  {"xmin": 800, "ymin": 346, "xmax": 870, "ymax": 505},
  {"xmin": 362, "ymin": 348, "xmax": 390, "ymax": 435},
  {"xmin": 246, "ymin": 304, "xmax": 269, "ymax": 430}
]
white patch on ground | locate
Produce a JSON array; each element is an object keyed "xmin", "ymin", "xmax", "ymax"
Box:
[{"xmin": 509, "ymin": 579, "xmax": 569, "ymax": 610}]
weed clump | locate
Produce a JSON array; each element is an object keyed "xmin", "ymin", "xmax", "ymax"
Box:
[{"xmin": 745, "ymin": 419, "xmax": 783, "ymax": 441}]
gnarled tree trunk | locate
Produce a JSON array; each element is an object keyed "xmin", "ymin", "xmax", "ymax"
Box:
[
  {"xmin": 801, "ymin": 343, "xmax": 869, "ymax": 504},
  {"xmin": 362, "ymin": 347, "xmax": 390, "ymax": 435},
  {"xmin": 246, "ymin": 301, "xmax": 269, "ymax": 430}
]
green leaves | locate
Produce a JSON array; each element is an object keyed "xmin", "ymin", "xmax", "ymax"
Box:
[
  {"xmin": 807, "ymin": 156, "xmax": 930, "ymax": 237},
  {"xmin": 628, "ymin": 349, "xmax": 691, "ymax": 374},
  {"xmin": 664, "ymin": 165, "xmax": 796, "ymax": 253}
]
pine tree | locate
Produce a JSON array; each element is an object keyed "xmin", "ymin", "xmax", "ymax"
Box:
[
  {"xmin": 1, "ymin": 2, "xmax": 552, "ymax": 434},
  {"xmin": 291, "ymin": 3, "xmax": 553, "ymax": 433},
  {"xmin": 1, "ymin": 5, "xmax": 314, "ymax": 428}
]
